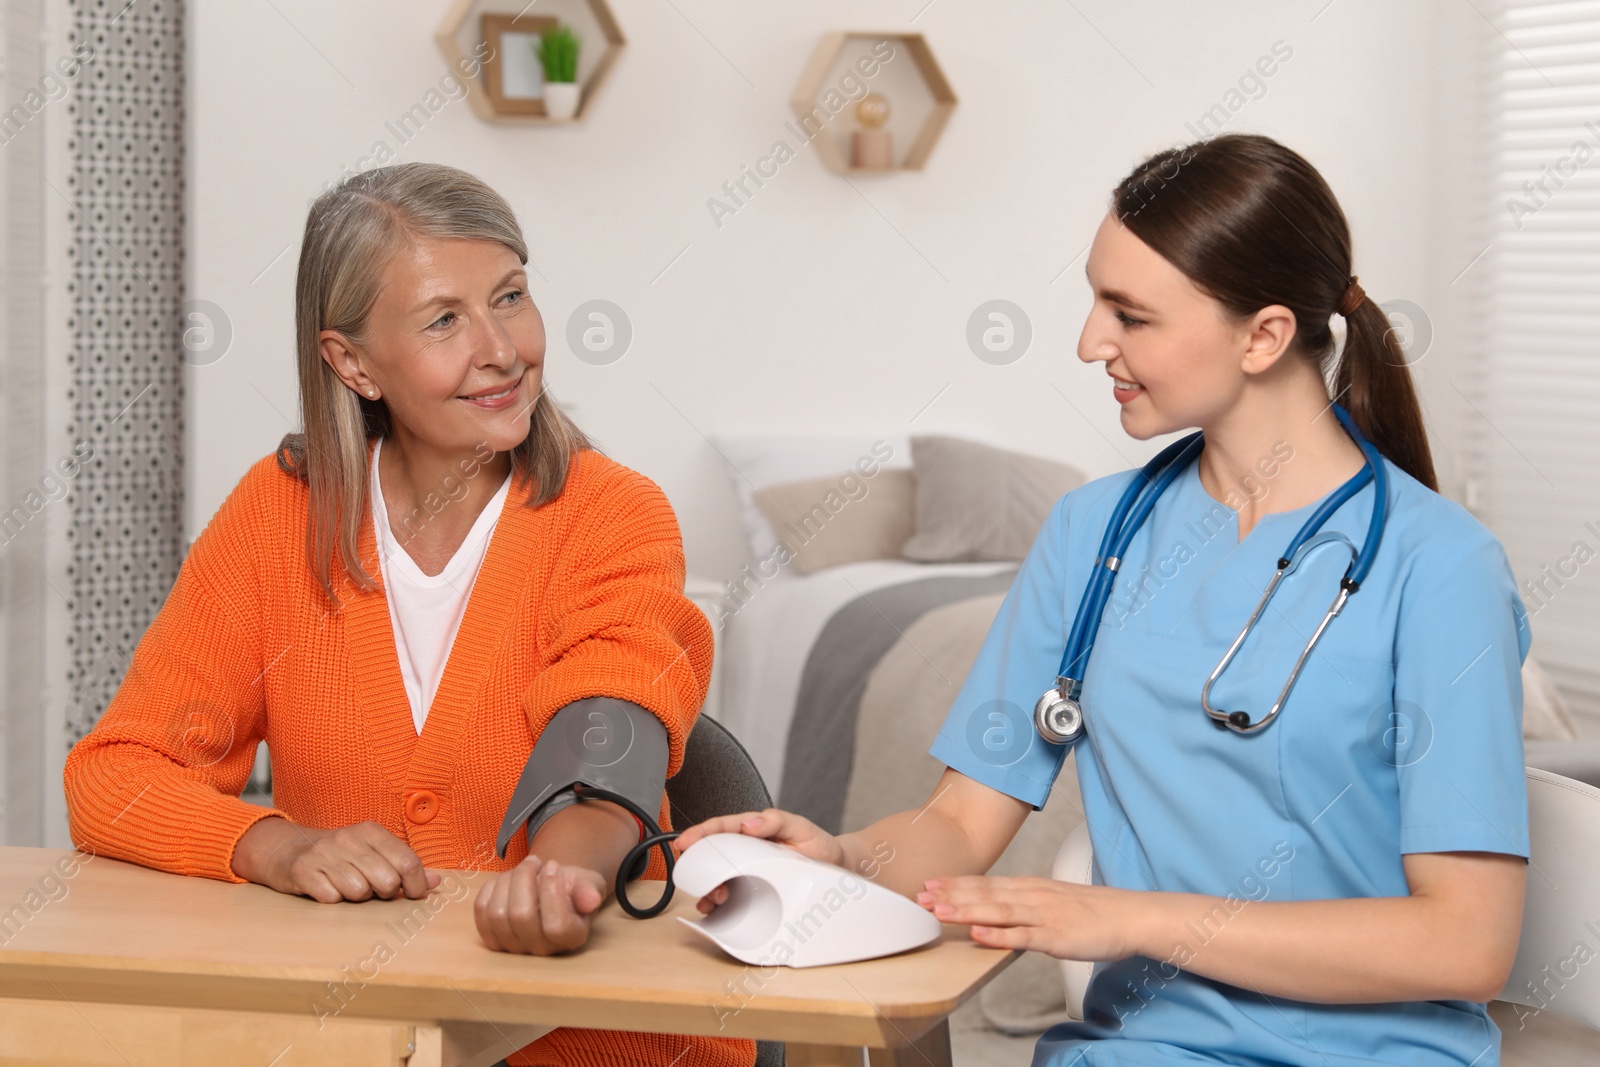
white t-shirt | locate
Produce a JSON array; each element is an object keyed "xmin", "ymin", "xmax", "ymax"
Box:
[{"xmin": 370, "ymin": 437, "xmax": 513, "ymax": 734}]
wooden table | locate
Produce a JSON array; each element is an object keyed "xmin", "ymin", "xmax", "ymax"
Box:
[{"xmin": 0, "ymin": 847, "xmax": 1018, "ymax": 1067}]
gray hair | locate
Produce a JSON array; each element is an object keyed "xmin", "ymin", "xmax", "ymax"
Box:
[{"xmin": 278, "ymin": 162, "xmax": 592, "ymax": 604}]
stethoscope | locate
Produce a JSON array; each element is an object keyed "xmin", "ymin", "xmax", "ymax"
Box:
[{"xmin": 1033, "ymin": 401, "xmax": 1388, "ymax": 744}]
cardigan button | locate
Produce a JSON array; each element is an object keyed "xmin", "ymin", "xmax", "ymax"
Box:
[{"xmin": 404, "ymin": 790, "xmax": 440, "ymax": 825}]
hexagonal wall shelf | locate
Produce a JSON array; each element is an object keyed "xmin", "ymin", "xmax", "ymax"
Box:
[
  {"xmin": 435, "ymin": 0, "xmax": 625, "ymax": 124},
  {"xmin": 790, "ymin": 32, "xmax": 956, "ymax": 173}
]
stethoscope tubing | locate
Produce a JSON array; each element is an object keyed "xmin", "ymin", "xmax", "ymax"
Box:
[
  {"xmin": 1198, "ymin": 418, "xmax": 1388, "ymax": 733},
  {"xmin": 1059, "ymin": 431, "xmax": 1205, "ymax": 687},
  {"xmin": 1043, "ymin": 402, "xmax": 1388, "ymax": 740}
]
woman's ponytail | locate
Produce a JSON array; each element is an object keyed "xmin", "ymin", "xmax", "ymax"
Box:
[
  {"xmin": 1334, "ymin": 287, "xmax": 1437, "ymax": 491},
  {"xmin": 1113, "ymin": 134, "xmax": 1438, "ymax": 494}
]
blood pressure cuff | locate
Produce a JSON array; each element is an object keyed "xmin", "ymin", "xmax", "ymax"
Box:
[{"xmin": 494, "ymin": 697, "xmax": 670, "ymax": 870}]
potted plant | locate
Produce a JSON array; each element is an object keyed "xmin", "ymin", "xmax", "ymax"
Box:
[{"xmin": 535, "ymin": 24, "xmax": 580, "ymax": 120}]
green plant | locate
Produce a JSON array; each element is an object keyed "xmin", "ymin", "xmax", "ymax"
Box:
[{"xmin": 534, "ymin": 24, "xmax": 579, "ymax": 84}]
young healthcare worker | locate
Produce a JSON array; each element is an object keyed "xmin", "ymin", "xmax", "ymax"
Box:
[
  {"xmin": 63, "ymin": 163, "xmax": 754, "ymax": 1067},
  {"xmin": 678, "ymin": 134, "xmax": 1531, "ymax": 1066}
]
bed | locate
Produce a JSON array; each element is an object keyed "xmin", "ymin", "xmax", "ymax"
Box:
[
  {"xmin": 718, "ymin": 557, "xmax": 1015, "ymax": 805},
  {"xmin": 711, "ymin": 555, "xmax": 1092, "ymax": 1032},
  {"xmin": 702, "ymin": 431, "xmax": 1097, "ymax": 1031}
]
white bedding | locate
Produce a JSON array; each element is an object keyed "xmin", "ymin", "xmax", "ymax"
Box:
[{"xmin": 718, "ymin": 558, "xmax": 1017, "ymax": 795}]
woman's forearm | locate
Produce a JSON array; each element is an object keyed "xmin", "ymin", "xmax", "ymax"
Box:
[
  {"xmin": 835, "ymin": 807, "xmax": 985, "ymax": 898},
  {"xmin": 1133, "ymin": 887, "xmax": 1516, "ymax": 1004},
  {"xmin": 926, "ymin": 846, "xmax": 1524, "ymax": 1005},
  {"xmin": 526, "ymin": 798, "xmax": 640, "ymax": 893},
  {"xmin": 836, "ymin": 770, "xmax": 1029, "ymax": 898},
  {"xmin": 231, "ymin": 814, "xmax": 298, "ymax": 885}
]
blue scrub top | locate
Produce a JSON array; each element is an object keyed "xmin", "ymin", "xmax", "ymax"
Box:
[{"xmin": 929, "ymin": 451, "xmax": 1531, "ymax": 1067}]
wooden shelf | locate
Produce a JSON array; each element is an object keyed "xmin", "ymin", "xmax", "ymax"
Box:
[
  {"xmin": 435, "ymin": 0, "xmax": 625, "ymax": 124},
  {"xmin": 790, "ymin": 31, "xmax": 957, "ymax": 174}
]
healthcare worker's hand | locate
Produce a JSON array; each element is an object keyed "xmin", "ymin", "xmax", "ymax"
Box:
[
  {"xmin": 473, "ymin": 854, "xmax": 609, "ymax": 955},
  {"xmin": 674, "ymin": 808, "xmax": 845, "ymax": 916},
  {"xmin": 914, "ymin": 874, "xmax": 1145, "ymax": 961},
  {"xmin": 231, "ymin": 816, "xmax": 442, "ymax": 903}
]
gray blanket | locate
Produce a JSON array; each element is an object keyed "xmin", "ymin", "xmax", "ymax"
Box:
[
  {"xmin": 778, "ymin": 568, "xmax": 1019, "ymax": 832},
  {"xmin": 775, "ymin": 566, "xmax": 1085, "ymax": 1034}
]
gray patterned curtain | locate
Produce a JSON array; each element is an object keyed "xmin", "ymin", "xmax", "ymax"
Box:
[{"xmin": 63, "ymin": 0, "xmax": 185, "ymax": 743}]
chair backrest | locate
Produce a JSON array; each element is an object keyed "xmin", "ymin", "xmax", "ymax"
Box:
[
  {"xmin": 1050, "ymin": 822, "xmax": 1095, "ymax": 1022},
  {"xmin": 665, "ymin": 714, "xmax": 774, "ymax": 829},
  {"xmin": 664, "ymin": 715, "xmax": 785, "ymax": 1067},
  {"xmin": 1050, "ymin": 768, "xmax": 1600, "ymax": 1032},
  {"xmin": 1498, "ymin": 767, "xmax": 1600, "ymax": 1030}
]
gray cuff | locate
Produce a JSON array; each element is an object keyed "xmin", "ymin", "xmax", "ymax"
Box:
[
  {"xmin": 495, "ymin": 696, "xmax": 670, "ymax": 860},
  {"xmin": 522, "ymin": 788, "xmax": 583, "ymax": 843}
]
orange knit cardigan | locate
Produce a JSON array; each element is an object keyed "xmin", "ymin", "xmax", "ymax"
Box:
[{"xmin": 62, "ymin": 445, "xmax": 753, "ymax": 1067}]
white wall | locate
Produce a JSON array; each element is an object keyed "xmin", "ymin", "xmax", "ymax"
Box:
[{"xmin": 188, "ymin": 0, "xmax": 1471, "ymax": 583}]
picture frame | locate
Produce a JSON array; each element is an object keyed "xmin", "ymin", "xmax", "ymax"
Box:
[{"xmin": 480, "ymin": 12, "xmax": 559, "ymax": 117}]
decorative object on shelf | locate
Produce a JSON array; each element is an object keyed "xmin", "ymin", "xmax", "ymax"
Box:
[
  {"xmin": 790, "ymin": 31, "xmax": 956, "ymax": 174},
  {"xmin": 851, "ymin": 92, "xmax": 893, "ymax": 169},
  {"xmin": 434, "ymin": 0, "xmax": 626, "ymax": 125},
  {"xmin": 481, "ymin": 12, "xmax": 558, "ymax": 117},
  {"xmin": 536, "ymin": 24, "xmax": 581, "ymax": 120}
]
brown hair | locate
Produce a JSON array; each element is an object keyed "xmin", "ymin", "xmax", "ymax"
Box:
[
  {"xmin": 277, "ymin": 162, "xmax": 594, "ymax": 604},
  {"xmin": 1112, "ymin": 133, "xmax": 1436, "ymax": 491}
]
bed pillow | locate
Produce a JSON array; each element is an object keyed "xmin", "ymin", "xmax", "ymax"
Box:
[
  {"xmin": 709, "ymin": 434, "xmax": 910, "ymax": 577},
  {"xmin": 902, "ymin": 435, "xmax": 1086, "ymax": 563},
  {"xmin": 751, "ymin": 469, "xmax": 916, "ymax": 576}
]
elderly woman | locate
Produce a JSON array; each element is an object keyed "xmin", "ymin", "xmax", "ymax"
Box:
[{"xmin": 63, "ymin": 163, "xmax": 752, "ymax": 1067}]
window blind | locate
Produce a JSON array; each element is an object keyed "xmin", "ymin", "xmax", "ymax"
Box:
[{"xmin": 1475, "ymin": 0, "xmax": 1600, "ymax": 725}]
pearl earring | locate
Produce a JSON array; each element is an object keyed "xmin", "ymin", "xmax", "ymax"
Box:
[{"xmin": 367, "ymin": 388, "xmax": 377, "ymax": 398}]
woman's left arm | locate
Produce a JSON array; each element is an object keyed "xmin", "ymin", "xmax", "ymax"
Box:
[
  {"xmin": 922, "ymin": 849, "xmax": 1526, "ymax": 1003},
  {"xmin": 476, "ymin": 460, "xmax": 711, "ymax": 955}
]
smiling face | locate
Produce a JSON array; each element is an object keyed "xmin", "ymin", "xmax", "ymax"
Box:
[
  {"xmin": 319, "ymin": 234, "xmax": 544, "ymax": 458},
  {"xmin": 1077, "ymin": 212, "xmax": 1288, "ymax": 439}
]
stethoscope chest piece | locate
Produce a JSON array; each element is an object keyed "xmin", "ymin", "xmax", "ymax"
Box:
[{"xmin": 1034, "ymin": 679, "xmax": 1084, "ymax": 745}]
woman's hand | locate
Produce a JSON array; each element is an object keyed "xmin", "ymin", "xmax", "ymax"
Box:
[
  {"xmin": 473, "ymin": 854, "xmax": 609, "ymax": 955},
  {"xmin": 231, "ymin": 816, "xmax": 441, "ymax": 903},
  {"xmin": 674, "ymin": 808, "xmax": 845, "ymax": 915},
  {"xmin": 916, "ymin": 874, "xmax": 1148, "ymax": 961}
]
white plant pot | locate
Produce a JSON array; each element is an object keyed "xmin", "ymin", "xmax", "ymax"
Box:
[{"xmin": 543, "ymin": 82, "xmax": 579, "ymax": 121}]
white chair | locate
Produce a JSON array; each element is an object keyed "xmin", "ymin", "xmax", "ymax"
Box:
[
  {"xmin": 1051, "ymin": 767, "xmax": 1600, "ymax": 1030},
  {"xmin": 1050, "ymin": 821, "xmax": 1095, "ymax": 1022}
]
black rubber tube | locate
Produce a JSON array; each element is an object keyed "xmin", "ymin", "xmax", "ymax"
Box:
[{"xmin": 570, "ymin": 783, "xmax": 678, "ymax": 919}]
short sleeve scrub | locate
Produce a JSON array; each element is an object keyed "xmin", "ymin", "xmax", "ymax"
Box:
[{"xmin": 929, "ymin": 453, "xmax": 1531, "ymax": 1067}]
